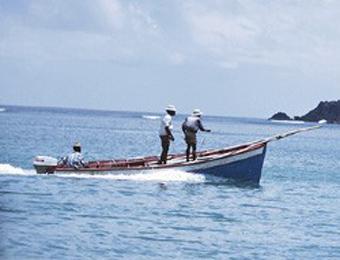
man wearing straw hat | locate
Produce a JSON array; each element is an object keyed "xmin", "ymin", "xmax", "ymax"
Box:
[
  {"xmin": 158, "ymin": 105, "xmax": 176, "ymax": 164},
  {"xmin": 182, "ymin": 109, "xmax": 211, "ymax": 162}
]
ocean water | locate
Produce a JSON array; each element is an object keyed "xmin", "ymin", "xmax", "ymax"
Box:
[{"xmin": 0, "ymin": 106, "xmax": 340, "ymax": 259}]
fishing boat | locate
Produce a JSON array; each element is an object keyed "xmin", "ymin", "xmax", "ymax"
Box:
[{"xmin": 33, "ymin": 126, "xmax": 320, "ymax": 184}]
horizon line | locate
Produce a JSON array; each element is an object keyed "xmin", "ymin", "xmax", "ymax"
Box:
[{"xmin": 0, "ymin": 103, "xmax": 265, "ymax": 120}]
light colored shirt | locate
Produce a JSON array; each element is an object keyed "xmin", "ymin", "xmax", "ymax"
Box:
[
  {"xmin": 159, "ymin": 114, "xmax": 173, "ymax": 136},
  {"xmin": 66, "ymin": 152, "xmax": 85, "ymax": 168},
  {"xmin": 183, "ymin": 116, "xmax": 202, "ymax": 133}
]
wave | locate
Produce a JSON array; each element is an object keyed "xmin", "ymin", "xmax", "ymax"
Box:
[
  {"xmin": 318, "ymin": 119, "xmax": 327, "ymax": 124},
  {"xmin": 0, "ymin": 108, "xmax": 6, "ymax": 112},
  {"xmin": 142, "ymin": 115, "xmax": 160, "ymax": 120},
  {"xmin": 270, "ymin": 120, "xmax": 305, "ymax": 125},
  {"xmin": 0, "ymin": 164, "xmax": 205, "ymax": 183}
]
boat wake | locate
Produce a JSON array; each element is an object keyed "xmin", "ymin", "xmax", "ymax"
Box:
[
  {"xmin": 0, "ymin": 164, "xmax": 205, "ymax": 183},
  {"xmin": 0, "ymin": 164, "xmax": 35, "ymax": 175},
  {"xmin": 56, "ymin": 169, "xmax": 206, "ymax": 183}
]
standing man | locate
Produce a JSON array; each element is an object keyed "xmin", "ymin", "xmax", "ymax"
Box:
[
  {"xmin": 182, "ymin": 109, "xmax": 211, "ymax": 162},
  {"xmin": 159, "ymin": 105, "xmax": 176, "ymax": 164}
]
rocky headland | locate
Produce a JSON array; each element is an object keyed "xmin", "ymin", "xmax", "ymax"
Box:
[{"xmin": 269, "ymin": 100, "xmax": 340, "ymax": 124}]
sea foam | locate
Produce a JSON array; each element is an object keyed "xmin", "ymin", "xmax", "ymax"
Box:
[
  {"xmin": 0, "ymin": 164, "xmax": 205, "ymax": 183},
  {"xmin": 56, "ymin": 169, "xmax": 205, "ymax": 183},
  {"xmin": 0, "ymin": 164, "xmax": 35, "ymax": 175},
  {"xmin": 270, "ymin": 120, "xmax": 305, "ymax": 125},
  {"xmin": 142, "ymin": 115, "xmax": 160, "ymax": 120}
]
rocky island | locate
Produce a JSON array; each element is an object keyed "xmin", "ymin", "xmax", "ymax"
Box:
[
  {"xmin": 269, "ymin": 112, "xmax": 292, "ymax": 121},
  {"xmin": 269, "ymin": 100, "xmax": 340, "ymax": 124}
]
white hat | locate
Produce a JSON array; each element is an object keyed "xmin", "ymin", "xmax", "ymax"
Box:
[
  {"xmin": 165, "ymin": 105, "xmax": 176, "ymax": 112},
  {"xmin": 192, "ymin": 109, "xmax": 202, "ymax": 116},
  {"xmin": 73, "ymin": 142, "xmax": 81, "ymax": 148}
]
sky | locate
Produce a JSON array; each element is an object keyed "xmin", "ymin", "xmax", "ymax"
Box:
[{"xmin": 0, "ymin": 0, "xmax": 340, "ymax": 118}]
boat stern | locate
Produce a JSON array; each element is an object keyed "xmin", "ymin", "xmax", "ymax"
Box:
[{"xmin": 33, "ymin": 156, "xmax": 58, "ymax": 174}]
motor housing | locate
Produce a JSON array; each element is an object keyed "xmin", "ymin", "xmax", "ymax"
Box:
[{"xmin": 33, "ymin": 156, "xmax": 58, "ymax": 174}]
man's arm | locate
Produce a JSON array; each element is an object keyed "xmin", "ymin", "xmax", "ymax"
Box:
[
  {"xmin": 198, "ymin": 120, "xmax": 211, "ymax": 132},
  {"xmin": 78, "ymin": 154, "xmax": 86, "ymax": 167},
  {"xmin": 163, "ymin": 116, "xmax": 175, "ymax": 141},
  {"xmin": 182, "ymin": 120, "xmax": 187, "ymax": 133},
  {"xmin": 165, "ymin": 126, "xmax": 175, "ymax": 141}
]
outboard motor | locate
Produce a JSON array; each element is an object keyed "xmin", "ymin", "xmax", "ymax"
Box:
[{"xmin": 33, "ymin": 156, "xmax": 58, "ymax": 174}]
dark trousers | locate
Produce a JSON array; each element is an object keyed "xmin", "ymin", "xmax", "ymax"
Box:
[
  {"xmin": 186, "ymin": 143, "xmax": 197, "ymax": 162},
  {"xmin": 185, "ymin": 131, "xmax": 197, "ymax": 161},
  {"xmin": 160, "ymin": 135, "xmax": 170, "ymax": 164}
]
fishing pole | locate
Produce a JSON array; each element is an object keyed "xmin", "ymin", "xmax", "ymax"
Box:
[{"xmin": 199, "ymin": 137, "xmax": 206, "ymax": 151}]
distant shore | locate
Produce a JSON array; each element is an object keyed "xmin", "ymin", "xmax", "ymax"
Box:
[{"xmin": 269, "ymin": 100, "xmax": 340, "ymax": 124}]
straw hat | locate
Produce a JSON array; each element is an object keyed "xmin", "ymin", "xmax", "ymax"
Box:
[
  {"xmin": 192, "ymin": 109, "xmax": 202, "ymax": 116},
  {"xmin": 165, "ymin": 105, "xmax": 176, "ymax": 112},
  {"xmin": 73, "ymin": 142, "xmax": 81, "ymax": 148}
]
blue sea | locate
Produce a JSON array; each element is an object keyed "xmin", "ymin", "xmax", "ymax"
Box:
[{"xmin": 1, "ymin": 105, "xmax": 340, "ymax": 259}]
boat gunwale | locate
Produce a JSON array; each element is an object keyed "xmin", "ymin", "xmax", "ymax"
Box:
[{"xmin": 54, "ymin": 141, "xmax": 266, "ymax": 172}]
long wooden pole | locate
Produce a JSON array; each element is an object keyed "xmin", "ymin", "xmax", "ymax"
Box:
[{"xmin": 262, "ymin": 125, "xmax": 322, "ymax": 144}]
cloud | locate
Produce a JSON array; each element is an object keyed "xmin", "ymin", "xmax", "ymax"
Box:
[
  {"xmin": 168, "ymin": 52, "xmax": 185, "ymax": 65},
  {"xmin": 181, "ymin": 0, "xmax": 340, "ymax": 74},
  {"xmin": 0, "ymin": 0, "xmax": 165, "ymax": 63},
  {"xmin": 97, "ymin": 0, "xmax": 124, "ymax": 30},
  {"xmin": 1, "ymin": 0, "xmax": 340, "ymax": 75}
]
